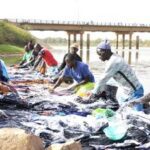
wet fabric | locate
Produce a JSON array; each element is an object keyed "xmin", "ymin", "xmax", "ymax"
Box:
[
  {"xmin": 75, "ymin": 82, "xmax": 94, "ymax": 97},
  {"xmin": 0, "ymin": 67, "xmax": 149, "ymax": 149},
  {"xmin": 0, "ymin": 93, "xmax": 29, "ymax": 108}
]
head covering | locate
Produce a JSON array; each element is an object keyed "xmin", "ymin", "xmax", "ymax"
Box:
[
  {"xmin": 71, "ymin": 43, "xmax": 79, "ymax": 49},
  {"xmin": 97, "ymin": 40, "xmax": 111, "ymax": 52}
]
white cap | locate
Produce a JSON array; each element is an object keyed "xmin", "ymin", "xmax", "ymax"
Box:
[
  {"xmin": 70, "ymin": 43, "xmax": 79, "ymax": 49},
  {"xmin": 97, "ymin": 40, "xmax": 111, "ymax": 51}
]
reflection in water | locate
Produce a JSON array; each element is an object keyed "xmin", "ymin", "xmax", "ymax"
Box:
[{"xmin": 51, "ymin": 46, "xmax": 149, "ymax": 65}]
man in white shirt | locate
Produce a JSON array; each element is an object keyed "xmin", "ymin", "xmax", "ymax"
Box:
[{"xmin": 89, "ymin": 40, "xmax": 144, "ymax": 111}]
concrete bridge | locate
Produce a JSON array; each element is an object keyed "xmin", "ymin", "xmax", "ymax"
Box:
[
  {"xmin": 5, "ymin": 19, "xmax": 150, "ymax": 32},
  {"xmin": 2, "ymin": 18, "xmax": 149, "ymax": 64}
]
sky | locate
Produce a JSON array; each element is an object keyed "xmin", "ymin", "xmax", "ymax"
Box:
[{"xmin": 0, "ymin": 0, "xmax": 150, "ymax": 39}]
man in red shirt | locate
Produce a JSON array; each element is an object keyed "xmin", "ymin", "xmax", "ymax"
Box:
[{"xmin": 32, "ymin": 44, "xmax": 58, "ymax": 76}]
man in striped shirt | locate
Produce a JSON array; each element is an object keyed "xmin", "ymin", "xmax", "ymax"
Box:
[{"xmin": 90, "ymin": 40, "xmax": 144, "ymax": 111}]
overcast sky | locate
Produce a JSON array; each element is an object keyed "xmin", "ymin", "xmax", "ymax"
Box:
[{"xmin": 0, "ymin": 0, "xmax": 150, "ymax": 39}]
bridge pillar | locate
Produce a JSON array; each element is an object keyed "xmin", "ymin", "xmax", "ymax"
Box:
[
  {"xmin": 122, "ymin": 34, "xmax": 125, "ymax": 49},
  {"xmin": 86, "ymin": 33, "xmax": 90, "ymax": 64},
  {"xmin": 128, "ymin": 51, "xmax": 132, "ymax": 64},
  {"xmin": 67, "ymin": 32, "xmax": 71, "ymax": 52},
  {"xmin": 129, "ymin": 33, "xmax": 132, "ymax": 49},
  {"xmin": 80, "ymin": 32, "xmax": 83, "ymax": 59},
  {"xmin": 136, "ymin": 35, "xmax": 139, "ymax": 49},
  {"xmin": 136, "ymin": 35, "xmax": 139, "ymax": 61},
  {"xmin": 73, "ymin": 33, "xmax": 77, "ymax": 42},
  {"xmin": 116, "ymin": 33, "xmax": 119, "ymax": 49},
  {"xmin": 121, "ymin": 34, "xmax": 125, "ymax": 58}
]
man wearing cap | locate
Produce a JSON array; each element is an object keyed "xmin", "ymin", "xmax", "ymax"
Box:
[
  {"xmin": 89, "ymin": 40, "xmax": 144, "ymax": 111},
  {"xmin": 58, "ymin": 43, "xmax": 82, "ymax": 72},
  {"xmin": 50, "ymin": 43, "xmax": 82, "ymax": 83}
]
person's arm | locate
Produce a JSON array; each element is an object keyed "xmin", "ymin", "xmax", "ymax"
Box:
[
  {"xmin": 1, "ymin": 81, "xmax": 18, "ymax": 93},
  {"xmin": 92, "ymin": 61, "xmax": 120, "ymax": 95},
  {"xmin": 68, "ymin": 76, "xmax": 90, "ymax": 90},
  {"xmin": 76, "ymin": 54, "xmax": 82, "ymax": 61},
  {"xmin": 140, "ymin": 93, "xmax": 150, "ymax": 104},
  {"xmin": 19, "ymin": 53, "xmax": 26, "ymax": 66},
  {"xmin": 130, "ymin": 93, "xmax": 150, "ymax": 105},
  {"xmin": 19, "ymin": 60, "xmax": 26, "ymax": 66},
  {"xmin": 22, "ymin": 54, "xmax": 36, "ymax": 67},
  {"xmin": 58, "ymin": 54, "xmax": 67, "ymax": 71},
  {"xmin": 32, "ymin": 56, "xmax": 42, "ymax": 71},
  {"xmin": 119, "ymin": 93, "xmax": 150, "ymax": 112},
  {"xmin": 51, "ymin": 76, "xmax": 64, "ymax": 91},
  {"xmin": 50, "ymin": 66, "xmax": 70, "ymax": 92}
]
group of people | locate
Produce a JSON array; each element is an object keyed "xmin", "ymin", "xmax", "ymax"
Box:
[{"xmin": 0, "ymin": 40, "xmax": 149, "ymax": 112}]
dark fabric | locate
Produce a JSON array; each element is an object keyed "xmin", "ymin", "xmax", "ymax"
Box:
[
  {"xmin": 0, "ymin": 67, "xmax": 149, "ymax": 149},
  {"xmin": 0, "ymin": 75, "xmax": 9, "ymax": 82}
]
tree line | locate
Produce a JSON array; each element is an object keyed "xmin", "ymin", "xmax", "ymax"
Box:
[{"xmin": 43, "ymin": 37, "xmax": 150, "ymax": 47}]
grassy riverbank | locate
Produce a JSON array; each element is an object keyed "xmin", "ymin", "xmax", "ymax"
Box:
[
  {"xmin": 0, "ymin": 44, "xmax": 23, "ymax": 54},
  {"xmin": 0, "ymin": 20, "xmax": 35, "ymax": 65},
  {"xmin": 0, "ymin": 20, "xmax": 35, "ymax": 46},
  {"xmin": 2, "ymin": 56, "xmax": 22, "ymax": 66},
  {"xmin": 0, "ymin": 44, "xmax": 23, "ymax": 65}
]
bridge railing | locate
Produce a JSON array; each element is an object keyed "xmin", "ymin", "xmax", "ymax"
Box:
[{"xmin": 1, "ymin": 18, "xmax": 150, "ymax": 27}]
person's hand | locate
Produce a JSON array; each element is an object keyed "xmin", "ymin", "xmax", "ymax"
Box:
[
  {"xmin": 86, "ymin": 92, "xmax": 93, "ymax": 99},
  {"xmin": 86, "ymin": 93, "xmax": 100, "ymax": 102},
  {"xmin": 118, "ymin": 99, "xmax": 139, "ymax": 112},
  {"xmin": 125, "ymin": 99, "xmax": 140, "ymax": 107},
  {"xmin": 89, "ymin": 93, "xmax": 98, "ymax": 99},
  {"xmin": 27, "ymin": 68, "xmax": 34, "ymax": 74},
  {"xmin": 14, "ymin": 64, "xmax": 19, "ymax": 69},
  {"xmin": 48, "ymin": 86, "xmax": 54, "ymax": 93},
  {"xmin": 86, "ymin": 91, "xmax": 92, "ymax": 97},
  {"xmin": 67, "ymin": 84, "xmax": 77, "ymax": 91},
  {"xmin": 0, "ymin": 83, "xmax": 10, "ymax": 94},
  {"xmin": 75, "ymin": 93, "xmax": 99, "ymax": 104}
]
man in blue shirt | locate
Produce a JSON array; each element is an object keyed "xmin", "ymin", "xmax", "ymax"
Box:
[
  {"xmin": 51, "ymin": 53, "xmax": 94, "ymax": 92},
  {"xmin": 0, "ymin": 59, "xmax": 9, "ymax": 82}
]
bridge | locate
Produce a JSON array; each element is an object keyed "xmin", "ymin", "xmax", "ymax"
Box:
[
  {"xmin": 4, "ymin": 19, "xmax": 150, "ymax": 33},
  {"xmin": 1, "ymin": 19, "xmax": 148, "ymax": 64}
]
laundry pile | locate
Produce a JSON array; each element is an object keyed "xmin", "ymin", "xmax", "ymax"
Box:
[{"xmin": 0, "ymin": 68, "xmax": 149, "ymax": 150}]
